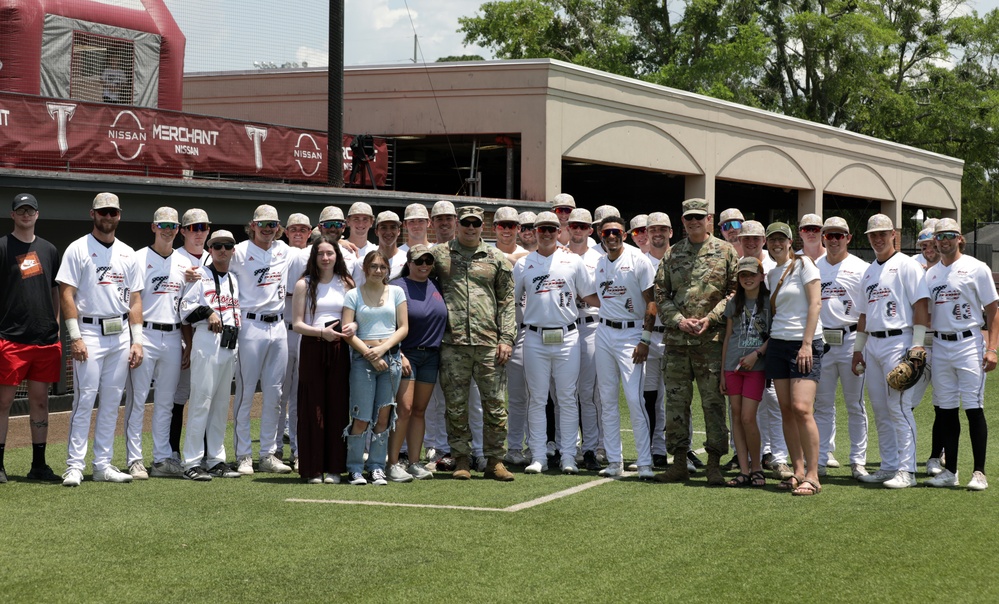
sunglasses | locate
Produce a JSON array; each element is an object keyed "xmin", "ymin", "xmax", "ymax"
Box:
[
  {"xmin": 186, "ymin": 223, "xmax": 210, "ymax": 232},
  {"xmin": 495, "ymin": 221, "xmax": 519, "ymax": 230},
  {"xmin": 935, "ymin": 232, "xmax": 959, "ymax": 241},
  {"xmin": 210, "ymin": 243, "xmax": 234, "ymax": 251},
  {"xmin": 553, "ymin": 207, "xmax": 573, "ymax": 215},
  {"xmin": 519, "ymin": 225, "xmax": 535, "ymax": 232},
  {"xmin": 155, "ymin": 222, "xmax": 179, "ymax": 230},
  {"xmin": 537, "ymin": 225, "xmax": 558, "ymax": 234},
  {"xmin": 822, "ymin": 232, "xmax": 847, "ymax": 241},
  {"xmin": 601, "ymin": 228, "xmax": 624, "ymax": 239},
  {"xmin": 319, "ymin": 220, "xmax": 345, "ymax": 230},
  {"xmin": 95, "ymin": 208, "xmax": 120, "ymax": 217},
  {"xmin": 15, "ymin": 207, "xmax": 37, "ymax": 216},
  {"xmin": 411, "ymin": 256, "xmax": 434, "ymax": 266},
  {"xmin": 800, "ymin": 225, "xmax": 821, "ymax": 234},
  {"xmin": 721, "ymin": 220, "xmax": 742, "ymax": 232},
  {"xmin": 631, "ymin": 227, "xmax": 647, "ymax": 236},
  {"xmin": 459, "ymin": 219, "xmax": 482, "ymax": 228},
  {"xmin": 682, "ymin": 214, "xmax": 706, "ymax": 221},
  {"xmin": 255, "ymin": 221, "xmax": 279, "ymax": 229},
  {"xmin": 568, "ymin": 222, "xmax": 590, "ymax": 230}
]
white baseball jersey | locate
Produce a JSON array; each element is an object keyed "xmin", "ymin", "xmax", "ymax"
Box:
[
  {"xmin": 574, "ymin": 247, "xmax": 602, "ymax": 320},
  {"xmin": 135, "ymin": 247, "xmax": 188, "ymax": 324},
  {"xmin": 817, "ymin": 253, "xmax": 869, "ymax": 328},
  {"xmin": 514, "ymin": 248, "xmax": 595, "ymax": 327},
  {"xmin": 385, "ymin": 247, "xmax": 407, "ymax": 280},
  {"xmin": 180, "ymin": 265, "xmax": 240, "ymax": 328},
  {"xmin": 926, "ymin": 254, "xmax": 998, "ymax": 333},
  {"xmin": 56, "ymin": 234, "xmax": 142, "ymax": 317},
  {"xmin": 595, "ymin": 247, "xmax": 655, "ymax": 322},
  {"xmin": 356, "ymin": 241, "xmax": 378, "ymax": 260},
  {"xmin": 230, "ymin": 239, "xmax": 292, "ymax": 314},
  {"xmin": 861, "ymin": 252, "xmax": 930, "ymax": 331}
]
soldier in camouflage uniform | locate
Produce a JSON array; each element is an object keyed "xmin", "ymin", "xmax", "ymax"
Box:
[
  {"xmin": 431, "ymin": 206, "xmax": 517, "ymax": 481},
  {"xmin": 653, "ymin": 198, "xmax": 739, "ymax": 485}
]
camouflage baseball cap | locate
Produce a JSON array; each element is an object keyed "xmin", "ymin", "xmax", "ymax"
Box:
[
  {"xmin": 799, "ymin": 213, "xmax": 823, "ymax": 228},
  {"xmin": 375, "ymin": 210, "xmax": 401, "ymax": 226},
  {"xmin": 92, "ymin": 192, "xmax": 121, "ymax": 210},
  {"xmin": 404, "ymin": 203, "xmax": 429, "ymax": 220},
  {"xmin": 319, "ymin": 206, "xmax": 345, "ymax": 222},
  {"xmin": 821, "ymin": 217, "xmax": 849, "ymax": 234},
  {"xmin": 534, "ymin": 211, "xmax": 560, "ymax": 228},
  {"xmin": 182, "ymin": 208, "xmax": 210, "ymax": 226},
  {"xmin": 347, "ymin": 202, "xmax": 374, "ymax": 217},
  {"xmin": 568, "ymin": 208, "xmax": 592, "ymax": 224},
  {"xmin": 457, "ymin": 206, "xmax": 484, "ymax": 222},
  {"xmin": 152, "ymin": 207, "xmax": 179, "ymax": 223},
  {"xmin": 286, "ymin": 213, "xmax": 311, "ymax": 228},
  {"xmin": 407, "ymin": 243, "xmax": 434, "ymax": 260},
  {"xmin": 552, "ymin": 193, "xmax": 576, "ymax": 209},
  {"xmin": 917, "ymin": 228, "xmax": 935, "ymax": 242},
  {"xmin": 592, "ymin": 205, "xmax": 621, "ymax": 224},
  {"xmin": 738, "ymin": 220, "xmax": 765, "ymax": 237},
  {"xmin": 765, "ymin": 222, "xmax": 793, "ymax": 239},
  {"xmin": 647, "ymin": 212, "xmax": 672, "ymax": 228},
  {"xmin": 519, "ymin": 211, "xmax": 538, "ymax": 226},
  {"xmin": 737, "ymin": 256, "xmax": 764, "ymax": 274},
  {"xmin": 252, "ymin": 204, "xmax": 280, "ymax": 222},
  {"xmin": 681, "ymin": 198, "xmax": 708, "ymax": 217},
  {"xmin": 630, "ymin": 214, "xmax": 648, "ymax": 231},
  {"xmin": 494, "ymin": 206, "xmax": 520, "ymax": 223},
  {"xmin": 207, "ymin": 229, "xmax": 235, "ymax": 246},
  {"xmin": 934, "ymin": 217, "xmax": 960, "ymax": 234},
  {"xmin": 719, "ymin": 208, "xmax": 744, "ymax": 223},
  {"xmin": 923, "ymin": 217, "xmax": 939, "ymax": 231},
  {"xmin": 864, "ymin": 214, "xmax": 894, "ymax": 233},
  {"xmin": 431, "ymin": 200, "xmax": 456, "ymax": 217}
]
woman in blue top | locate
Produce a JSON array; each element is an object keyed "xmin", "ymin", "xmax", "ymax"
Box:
[
  {"xmin": 386, "ymin": 244, "xmax": 448, "ymax": 482},
  {"xmin": 341, "ymin": 250, "xmax": 409, "ymax": 485}
]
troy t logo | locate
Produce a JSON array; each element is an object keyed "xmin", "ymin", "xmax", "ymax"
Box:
[
  {"xmin": 245, "ymin": 125, "xmax": 268, "ymax": 171},
  {"xmin": 46, "ymin": 103, "xmax": 77, "ymax": 157}
]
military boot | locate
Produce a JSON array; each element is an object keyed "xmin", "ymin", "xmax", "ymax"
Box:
[
  {"xmin": 484, "ymin": 457, "xmax": 515, "ymax": 482},
  {"xmin": 453, "ymin": 456, "xmax": 471, "ymax": 480},
  {"xmin": 653, "ymin": 450, "xmax": 690, "ymax": 483},
  {"xmin": 706, "ymin": 452, "xmax": 726, "ymax": 486}
]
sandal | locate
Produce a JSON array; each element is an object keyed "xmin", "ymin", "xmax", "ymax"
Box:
[
  {"xmin": 791, "ymin": 478, "xmax": 822, "ymax": 496},
  {"xmin": 726, "ymin": 473, "xmax": 751, "ymax": 488},
  {"xmin": 777, "ymin": 475, "xmax": 804, "ymax": 491},
  {"xmin": 750, "ymin": 470, "xmax": 766, "ymax": 488}
]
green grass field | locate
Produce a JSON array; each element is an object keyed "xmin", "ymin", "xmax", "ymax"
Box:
[{"xmin": 2, "ymin": 380, "xmax": 998, "ymax": 603}]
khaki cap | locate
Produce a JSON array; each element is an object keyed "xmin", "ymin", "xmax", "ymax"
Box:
[
  {"xmin": 647, "ymin": 212, "xmax": 672, "ymax": 228},
  {"xmin": 821, "ymin": 217, "xmax": 850, "ymax": 234},
  {"xmin": 681, "ymin": 198, "xmax": 708, "ymax": 217},
  {"xmin": 252, "ymin": 204, "xmax": 280, "ymax": 222},
  {"xmin": 799, "ymin": 213, "xmax": 823, "ymax": 228},
  {"xmin": 347, "ymin": 202, "xmax": 374, "ymax": 217},
  {"xmin": 630, "ymin": 215, "xmax": 648, "ymax": 231},
  {"xmin": 182, "ymin": 208, "xmax": 210, "ymax": 227},
  {"xmin": 152, "ymin": 207, "xmax": 179, "ymax": 223},
  {"xmin": 568, "ymin": 208, "xmax": 592, "ymax": 224},
  {"xmin": 552, "ymin": 193, "xmax": 576, "ymax": 209},
  {"xmin": 376, "ymin": 211, "xmax": 401, "ymax": 226},
  {"xmin": 404, "ymin": 203, "xmax": 430, "ymax": 220},
  {"xmin": 92, "ymin": 192, "xmax": 121, "ymax": 210},
  {"xmin": 719, "ymin": 208, "xmax": 744, "ymax": 223},
  {"xmin": 494, "ymin": 206, "xmax": 520, "ymax": 223},
  {"xmin": 207, "ymin": 229, "xmax": 235, "ymax": 246},
  {"xmin": 865, "ymin": 214, "xmax": 895, "ymax": 234},
  {"xmin": 934, "ymin": 217, "xmax": 960, "ymax": 234},
  {"xmin": 738, "ymin": 220, "xmax": 765, "ymax": 237},
  {"xmin": 737, "ymin": 256, "xmax": 764, "ymax": 274},
  {"xmin": 518, "ymin": 211, "xmax": 538, "ymax": 226},
  {"xmin": 286, "ymin": 213, "xmax": 311, "ymax": 228},
  {"xmin": 319, "ymin": 206, "xmax": 345, "ymax": 222},
  {"xmin": 592, "ymin": 205, "xmax": 620, "ymax": 224},
  {"xmin": 431, "ymin": 200, "xmax": 456, "ymax": 217},
  {"xmin": 534, "ymin": 211, "xmax": 560, "ymax": 228},
  {"xmin": 457, "ymin": 206, "xmax": 484, "ymax": 221}
]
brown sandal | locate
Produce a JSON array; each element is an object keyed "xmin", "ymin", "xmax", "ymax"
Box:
[
  {"xmin": 726, "ymin": 473, "xmax": 752, "ymax": 488},
  {"xmin": 777, "ymin": 475, "xmax": 803, "ymax": 491},
  {"xmin": 791, "ymin": 478, "xmax": 822, "ymax": 496}
]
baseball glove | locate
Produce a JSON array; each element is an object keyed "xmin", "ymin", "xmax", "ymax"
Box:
[{"xmin": 887, "ymin": 349, "xmax": 927, "ymax": 391}]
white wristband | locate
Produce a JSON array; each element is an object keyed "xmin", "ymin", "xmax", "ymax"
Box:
[
  {"xmin": 66, "ymin": 318, "xmax": 81, "ymax": 341},
  {"xmin": 130, "ymin": 323, "xmax": 144, "ymax": 343},
  {"xmin": 911, "ymin": 325, "xmax": 926, "ymax": 349},
  {"xmin": 642, "ymin": 330, "xmax": 652, "ymax": 342},
  {"xmin": 853, "ymin": 332, "xmax": 868, "ymax": 352}
]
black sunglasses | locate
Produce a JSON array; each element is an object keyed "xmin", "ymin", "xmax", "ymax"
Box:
[
  {"xmin": 537, "ymin": 225, "xmax": 558, "ymax": 234},
  {"xmin": 411, "ymin": 256, "xmax": 434, "ymax": 266},
  {"xmin": 519, "ymin": 225, "xmax": 535, "ymax": 232},
  {"xmin": 822, "ymin": 232, "xmax": 846, "ymax": 241},
  {"xmin": 495, "ymin": 221, "xmax": 519, "ymax": 229},
  {"xmin": 568, "ymin": 222, "xmax": 589, "ymax": 230},
  {"xmin": 95, "ymin": 208, "xmax": 120, "ymax": 217},
  {"xmin": 255, "ymin": 221, "xmax": 279, "ymax": 229},
  {"xmin": 186, "ymin": 223, "xmax": 210, "ymax": 232},
  {"xmin": 682, "ymin": 214, "xmax": 706, "ymax": 221},
  {"xmin": 319, "ymin": 220, "xmax": 345, "ymax": 230},
  {"xmin": 210, "ymin": 243, "xmax": 235, "ymax": 251},
  {"xmin": 935, "ymin": 232, "xmax": 959, "ymax": 241},
  {"xmin": 459, "ymin": 219, "xmax": 482, "ymax": 228}
]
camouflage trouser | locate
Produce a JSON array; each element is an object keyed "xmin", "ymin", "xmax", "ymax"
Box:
[
  {"xmin": 664, "ymin": 340, "xmax": 729, "ymax": 456},
  {"xmin": 439, "ymin": 344, "xmax": 508, "ymax": 458}
]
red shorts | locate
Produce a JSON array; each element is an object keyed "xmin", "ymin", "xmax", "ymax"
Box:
[
  {"xmin": 723, "ymin": 370, "xmax": 766, "ymax": 402},
  {"xmin": 0, "ymin": 339, "xmax": 63, "ymax": 386}
]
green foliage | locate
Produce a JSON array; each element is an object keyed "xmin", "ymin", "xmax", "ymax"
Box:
[{"xmin": 436, "ymin": 54, "xmax": 486, "ymax": 62}]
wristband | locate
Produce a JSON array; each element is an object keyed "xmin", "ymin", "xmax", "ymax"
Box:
[
  {"xmin": 988, "ymin": 348, "xmax": 998, "ymax": 354},
  {"xmin": 66, "ymin": 318, "xmax": 81, "ymax": 341},
  {"xmin": 642, "ymin": 330, "xmax": 652, "ymax": 342},
  {"xmin": 639, "ymin": 338, "xmax": 651, "ymax": 346},
  {"xmin": 910, "ymin": 325, "xmax": 927, "ymax": 349},
  {"xmin": 853, "ymin": 332, "xmax": 868, "ymax": 352},
  {"xmin": 130, "ymin": 323, "xmax": 143, "ymax": 342}
]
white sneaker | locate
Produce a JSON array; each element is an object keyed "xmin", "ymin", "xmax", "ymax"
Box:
[
  {"xmin": 858, "ymin": 468, "xmax": 895, "ymax": 483},
  {"xmin": 93, "ymin": 465, "xmax": 133, "ymax": 483},
  {"xmin": 291, "ymin": 456, "xmax": 299, "ymax": 473},
  {"xmin": 324, "ymin": 473, "xmax": 341, "ymax": 484},
  {"xmin": 561, "ymin": 460, "xmax": 579, "ymax": 475},
  {"xmin": 524, "ymin": 460, "xmax": 546, "ymax": 474},
  {"xmin": 598, "ymin": 462, "xmax": 624, "ymax": 477},
  {"xmin": 387, "ymin": 462, "xmax": 414, "ymax": 483},
  {"xmin": 925, "ymin": 469, "xmax": 958, "ymax": 487},
  {"xmin": 236, "ymin": 455, "xmax": 254, "ymax": 475},
  {"xmin": 926, "ymin": 457, "xmax": 943, "ymax": 477},
  {"xmin": 637, "ymin": 465, "xmax": 654, "ymax": 480},
  {"xmin": 967, "ymin": 471, "xmax": 989, "ymax": 491},
  {"xmin": 407, "ymin": 463, "xmax": 433, "ymax": 480},
  {"xmin": 627, "ymin": 462, "xmax": 639, "ymax": 471},
  {"xmin": 826, "ymin": 454, "xmax": 841, "ymax": 468},
  {"xmin": 306, "ymin": 475, "xmax": 323, "ymax": 484},
  {"xmin": 370, "ymin": 468, "xmax": 388, "ymax": 486},
  {"xmin": 883, "ymin": 470, "xmax": 916, "ymax": 489},
  {"xmin": 259, "ymin": 454, "xmax": 292, "ymax": 474},
  {"xmin": 851, "ymin": 464, "xmax": 869, "ymax": 479},
  {"xmin": 150, "ymin": 459, "xmax": 184, "ymax": 477},
  {"xmin": 128, "ymin": 461, "xmax": 149, "ymax": 480},
  {"xmin": 62, "ymin": 468, "xmax": 83, "ymax": 487},
  {"xmin": 425, "ymin": 447, "xmax": 438, "ymax": 463},
  {"xmin": 503, "ymin": 449, "xmax": 527, "ymax": 465}
]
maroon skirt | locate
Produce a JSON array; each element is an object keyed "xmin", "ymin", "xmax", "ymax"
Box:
[{"xmin": 296, "ymin": 336, "xmax": 350, "ymax": 477}]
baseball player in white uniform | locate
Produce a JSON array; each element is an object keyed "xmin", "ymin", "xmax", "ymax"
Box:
[
  {"xmin": 179, "ymin": 229, "xmax": 243, "ymax": 480},
  {"xmin": 58, "ymin": 192, "xmax": 144, "ymax": 486},
  {"xmin": 401, "ymin": 202, "xmax": 432, "ymax": 251},
  {"xmin": 346, "ymin": 202, "xmax": 378, "ymax": 259},
  {"xmin": 641, "ymin": 212, "xmax": 672, "ymax": 469},
  {"xmin": 375, "ymin": 211, "xmax": 408, "ymax": 279},
  {"xmin": 852, "ymin": 214, "xmax": 930, "ymax": 489},
  {"xmin": 230, "ymin": 205, "xmax": 293, "ymax": 475},
  {"xmin": 514, "ymin": 212, "xmax": 598, "ymax": 474},
  {"xmin": 923, "ymin": 218, "xmax": 998, "ymax": 490},
  {"xmin": 122, "ymin": 208, "xmax": 187, "ymax": 480},
  {"xmin": 593, "ymin": 215, "xmax": 657, "ymax": 479},
  {"xmin": 814, "ymin": 217, "xmax": 870, "ymax": 479}
]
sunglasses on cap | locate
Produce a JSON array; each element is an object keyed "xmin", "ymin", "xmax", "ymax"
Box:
[
  {"xmin": 537, "ymin": 225, "xmax": 558, "ymax": 234},
  {"xmin": 210, "ymin": 243, "xmax": 235, "ymax": 251},
  {"xmin": 553, "ymin": 207, "xmax": 573, "ymax": 215},
  {"xmin": 495, "ymin": 221, "xmax": 519, "ymax": 230},
  {"xmin": 95, "ymin": 208, "xmax": 120, "ymax": 217},
  {"xmin": 411, "ymin": 256, "xmax": 434, "ymax": 266},
  {"xmin": 155, "ymin": 222, "xmax": 179, "ymax": 230},
  {"xmin": 822, "ymin": 232, "xmax": 847, "ymax": 241},
  {"xmin": 255, "ymin": 220, "xmax": 279, "ymax": 229},
  {"xmin": 631, "ymin": 227, "xmax": 647, "ymax": 236},
  {"xmin": 319, "ymin": 219, "xmax": 345, "ymax": 230},
  {"xmin": 519, "ymin": 225, "xmax": 535, "ymax": 232},
  {"xmin": 800, "ymin": 225, "xmax": 821, "ymax": 234},
  {"xmin": 720, "ymin": 220, "xmax": 742, "ymax": 232},
  {"xmin": 568, "ymin": 222, "xmax": 590, "ymax": 230},
  {"xmin": 935, "ymin": 232, "xmax": 959, "ymax": 241},
  {"xmin": 459, "ymin": 218, "xmax": 482, "ymax": 228},
  {"xmin": 185, "ymin": 223, "xmax": 209, "ymax": 232},
  {"xmin": 601, "ymin": 228, "xmax": 624, "ymax": 239}
]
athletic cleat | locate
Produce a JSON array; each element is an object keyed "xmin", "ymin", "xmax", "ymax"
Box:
[
  {"xmin": 637, "ymin": 465, "xmax": 654, "ymax": 481},
  {"xmin": 128, "ymin": 461, "xmax": 149, "ymax": 480},
  {"xmin": 503, "ymin": 449, "xmax": 527, "ymax": 466},
  {"xmin": 236, "ymin": 455, "xmax": 254, "ymax": 475},
  {"xmin": 925, "ymin": 469, "xmax": 959, "ymax": 487},
  {"xmin": 206, "ymin": 462, "xmax": 241, "ymax": 479},
  {"xmin": 627, "ymin": 462, "xmax": 639, "ymax": 471},
  {"xmin": 686, "ymin": 459, "xmax": 697, "ymax": 472},
  {"xmin": 582, "ymin": 450, "xmax": 602, "ymax": 471},
  {"xmin": 387, "ymin": 462, "xmax": 414, "ymax": 483},
  {"xmin": 150, "ymin": 459, "xmax": 184, "ymax": 478},
  {"xmin": 546, "ymin": 441, "xmax": 557, "ymax": 459},
  {"xmin": 595, "ymin": 448, "xmax": 608, "ymax": 464},
  {"xmin": 826, "ymin": 454, "xmax": 841, "ymax": 468},
  {"xmin": 524, "ymin": 460, "xmax": 547, "ymax": 474},
  {"xmin": 348, "ymin": 472, "xmax": 367, "ymax": 485},
  {"xmin": 424, "ymin": 448, "xmax": 439, "ymax": 463},
  {"xmin": 562, "ymin": 460, "xmax": 579, "ymax": 475},
  {"xmin": 26, "ymin": 464, "xmax": 61, "ymax": 482},
  {"xmin": 926, "ymin": 457, "xmax": 943, "ymax": 477},
  {"xmin": 598, "ymin": 462, "xmax": 624, "ymax": 477},
  {"xmin": 967, "ymin": 471, "xmax": 989, "ymax": 491},
  {"xmin": 761, "ymin": 452, "xmax": 776, "ymax": 468},
  {"xmin": 324, "ymin": 473, "xmax": 341, "ymax": 484},
  {"xmin": 407, "ymin": 463, "xmax": 433, "ymax": 480},
  {"xmin": 258, "ymin": 454, "xmax": 292, "ymax": 474},
  {"xmin": 183, "ymin": 466, "xmax": 211, "ymax": 481},
  {"xmin": 858, "ymin": 468, "xmax": 896, "ymax": 484},
  {"xmin": 370, "ymin": 468, "xmax": 388, "ymax": 486},
  {"xmin": 851, "ymin": 464, "xmax": 869, "ymax": 479},
  {"xmin": 883, "ymin": 470, "xmax": 916, "ymax": 489},
  {"xmin": 62, "ymin": 468, "xmax": 83, "ymax": 487},
  {"xmin": 575, "ymin": 447, "xmax": 584, "ymax": 463},
  {"xmin": 686, "ymin": 451, "xmax": 704, "ymax": 468},
  {"xmin": 652, "ymin": 454, "xmax": 669, "ymax": 469},
  {"xmin": 93, "ymin": 465, "xmax": 133, "ymax": 483},
  {"xmin": 723, "ymin": 455, "xmax": 739, "ymax": 471}
]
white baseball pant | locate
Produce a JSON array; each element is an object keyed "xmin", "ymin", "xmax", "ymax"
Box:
[
  {"xmin": 506, "ymin": 336, "xmax": 528, "ymax": 454},
  {"xmin": 276, "ymin": 325, "xmax": 301, "ymax": 458},
  {"xmin": 524, "ymin": 328, "xmax": 580, "ymax": 463},
  {"xmin": 233, "ymin": 319, "xmax": 288, "ymax": 458},
  {"xmin": 595, "ymin": 324, "xmax": 652, "ymax": 466},
  {"xmin": 124, "ymin": 329, "xmax": 182, "ymax": 465},
  {"xmin": 865, "ymin": 332, "xmax": 918, "ymax": 473},
  {"xmin": 183, "ymin": 328, "xmax": 236, "ymax": 469},
  {"xmin": 576, "ymin": 319, "xmax": 602, "ymax": 453},
  {"xmin": 932, "ymin": 335, "xmax": 985, "ymax": 410}
]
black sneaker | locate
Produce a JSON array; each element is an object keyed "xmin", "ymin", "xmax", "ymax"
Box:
[
  {"xmin": 582, "ymin": 450, "xmax": 603, "ymax": 471},
  {"xmin": 0, "ymin": 466, "xmax": 6, "ymax": 484},
  {"xmin": 26, "ymin": 464, "xmax": 61, "ymax": 482},
  {"xmin": 652, "ymin": 454, "xmax": 669, "ymax": 469},
  {"xmin": 436, "ymin": 453, "xmax": 456, "ymax": 472},
  {"xmin": 724, "ymin": 455, "xmax": 740, "ymax": 471},
  {"xmin": 206, "ymin": 462, "xmax": 241, "ymax": 479},
  {"xmin": 183, "ymin": 466, "xmax": 212, "ymax": 481},
  {"xmin": 761, "ymin": 452, "xmax": 775, "ymax": 468},
  {"xmin": 686, "ymin": 451, "xmax": 705, "ymax": 468}
]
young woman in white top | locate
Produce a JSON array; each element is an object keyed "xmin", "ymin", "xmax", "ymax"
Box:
[{"xmin": 764, "ymin": 223, "xmax": 824, "ymax": 496}]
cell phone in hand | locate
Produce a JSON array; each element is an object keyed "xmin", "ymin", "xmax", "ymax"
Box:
[{"xmin": 325, "ymin": 319, "xmax": 341, "ymax": 331}]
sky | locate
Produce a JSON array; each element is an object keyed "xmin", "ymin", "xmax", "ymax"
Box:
[{"xmin": 162, "ymin": 0, "xmax": 999, "ymax": 74}]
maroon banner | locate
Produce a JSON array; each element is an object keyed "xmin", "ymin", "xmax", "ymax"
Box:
[{"xmin": 0, "ymin": 91, "xmax": 387, "ymax": 186}]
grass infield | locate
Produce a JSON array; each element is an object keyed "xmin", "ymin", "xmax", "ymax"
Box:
[{"xmin": 2, "ymin": 380, "xmax": 997, "ymax": 603}]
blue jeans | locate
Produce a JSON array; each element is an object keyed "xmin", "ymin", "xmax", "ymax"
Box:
[{"xmin": 345, "ymin": 348, "xmax": 402, "ymax": 473}]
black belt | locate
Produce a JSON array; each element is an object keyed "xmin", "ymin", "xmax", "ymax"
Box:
[
  {"xmin": 869, "ymin": 329, "xmax": 903, "ymax": 338},
  {"xmin": 143, "ymin": 321, "xmax": 181, "ymax": 332},
  {"xmin": 406, "ymin": 346, "xmax": 439, "ymax": 352},
  {"xmin": 575, "ymin": 316, "xmax": 596, "ymax": 325},
  {"xmin": 286, "ymin": 322, "xmax": 293, "ymax": 330},
  {"xmin": 522, "ymin": 323, "xmax": 576, "ymax": 333},
  {"xmin": 652, "ymin": 326, "xmax": 666, "ymax": 333},
  {"xmin": 81, "ymin": 314, "xmax": 129, "ymax": 324},
  {"xmin": 599, "ymin": 318, "xmax": 637, "ymax": 329},
  {"xmin": 936, "ymin": 330, "xmax": 974, "ymax": 341},
  {"xmin": 830, "ymin": 324, "xmax": 858, "ymax": 333},
  {"xmin": 246, "ymin": 312, "xmax": 283, "ymax": 323}
]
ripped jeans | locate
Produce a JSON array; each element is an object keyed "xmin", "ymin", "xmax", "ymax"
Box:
[{"xmin": 345, "ymin": 348, "xmax": 402, "ymax": 474}]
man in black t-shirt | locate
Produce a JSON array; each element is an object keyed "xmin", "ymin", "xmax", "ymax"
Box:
[{"xmin": 0, "ymin": 193, "xmax": 63, "ymax": 483}]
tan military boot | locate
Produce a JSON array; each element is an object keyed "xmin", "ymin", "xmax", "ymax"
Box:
[
  {"xmin": 485, "ymin": 457, "xmax": 515, "ymax": 482},
  {"xmin": 653, "ymin": 450, "xmax": 690, "ymax": 483},
  {"xmin": 452, "ymin": 456, "xmax": 471, "ymax": 480},
  {"xmin": 706, "ymin": 452, "xmax": 726, "ymax": 486}
]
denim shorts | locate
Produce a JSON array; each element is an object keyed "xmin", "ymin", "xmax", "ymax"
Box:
[
  {"xmin": 401, "ymin": 347, "xmax": 440, "ymax": 384},
  {"xmin": 348, "ymin": 348, "xmax": 402, "ymax": 423},
  {"xmin": 764, "ymin": 338, "xmax": 823, "ymax": 382}
]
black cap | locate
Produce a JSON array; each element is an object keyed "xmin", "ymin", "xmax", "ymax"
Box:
[{"xmin": 13, "ymin": 193, "xmax": 38, "ymax": 211}]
